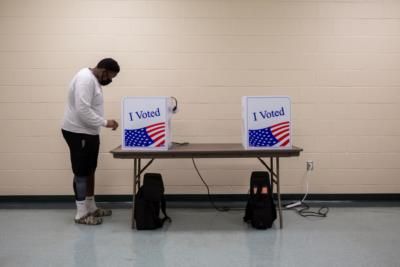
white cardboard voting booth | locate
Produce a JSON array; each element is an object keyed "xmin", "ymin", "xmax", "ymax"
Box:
[
  {"xmin": 122, "ymin": 96, "xmax": 174, "ymax": 150},
  {"xmin": 242, "ymin": 96, "xmax": 292, "ymax": 149}
]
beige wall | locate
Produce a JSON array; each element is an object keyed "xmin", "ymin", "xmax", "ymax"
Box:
[{"xmin": 1, "ymin": 0, "xmax": 400, "ymax": 195}]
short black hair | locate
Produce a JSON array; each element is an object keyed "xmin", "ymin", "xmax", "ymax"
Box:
[{"xmin": 96, "ymin": 58, "xmax": 120, "ymax": 73}]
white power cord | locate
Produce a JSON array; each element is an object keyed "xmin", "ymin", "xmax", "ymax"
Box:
[
  {"xmin": 301, "ymin": 170, "xmax": 310, "ymax": 203},
  {"xmin": 285, "ymin": 168, "xmax": 311, "ymax": 209},
  {"xmin": 285, "ymin": 166, "xmax": 329, "ymax": 218}
]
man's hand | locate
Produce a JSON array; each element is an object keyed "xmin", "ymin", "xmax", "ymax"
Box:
[{"xmin": 106, "ymin": 119, "xmax": 119, "ymax": 130}]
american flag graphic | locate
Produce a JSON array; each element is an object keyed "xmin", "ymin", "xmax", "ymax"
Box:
[
  {"xmin": 124, "ymin": 122, "xmax": 165, "ymax": 147},
  {"xmin": 249, "ymin": 121, "xmax": 290, "ymax": 147}
]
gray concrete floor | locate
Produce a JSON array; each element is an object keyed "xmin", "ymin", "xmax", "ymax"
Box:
[{"xmin": 0, "ymin": 206, "xmax": 400, "ymax": 267}]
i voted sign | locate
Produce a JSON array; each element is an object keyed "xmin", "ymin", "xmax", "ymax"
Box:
[
  {"xmin": 242, "ymin": 96, "xmax": 291, "ymax": 149},
  {"xmin": 122, "ymin": 97, "xmax": 173, "ymax": 150}
]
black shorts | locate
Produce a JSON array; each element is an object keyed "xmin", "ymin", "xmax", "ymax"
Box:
[{"xmin": 62, "ymin": 129, "xmax": 100, "ymax": 177}]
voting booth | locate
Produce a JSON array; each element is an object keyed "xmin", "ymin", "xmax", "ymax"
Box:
[
  {"xmin": 242, "ymin": 96, "xmax": 291, "ymax": 149},
  {"xmin": 122, "ymin": 96, "xmax": 175, "ymax": 150}
]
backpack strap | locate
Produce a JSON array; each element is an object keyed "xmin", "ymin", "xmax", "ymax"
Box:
[
  {"xmin": 160, "ymin": 195, "xmax": 172, "ymax": 224},
  {"xmin": 256, "ymin": 186, "xmax": 262, "ymax": 195}
]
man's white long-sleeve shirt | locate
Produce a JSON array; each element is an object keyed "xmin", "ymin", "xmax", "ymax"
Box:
[{"xmin": 62, "ymin": 68, "xmax": 107, "ymax": 135}]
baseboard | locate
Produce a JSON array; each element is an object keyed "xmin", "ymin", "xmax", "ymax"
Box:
[{"xmin": 1, "ymin": 193, "xmax": 400, "ymax": 203}]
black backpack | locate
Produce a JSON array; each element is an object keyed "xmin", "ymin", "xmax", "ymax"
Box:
[
  {"xmin": 243, "ymin": 171, "xmax": 277, "ymax": 229},
  {"xmin": 134, "ymin": 173, "xmax": 171, "ymax": 230}
]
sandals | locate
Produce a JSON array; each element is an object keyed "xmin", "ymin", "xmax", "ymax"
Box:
[
  {"xmin": 90, "ymin": 208, "xmax": 112, "ymax": 217},
  {"xmin": 74, "ymin": 214, "xmax": 103, "ymax": 225}
]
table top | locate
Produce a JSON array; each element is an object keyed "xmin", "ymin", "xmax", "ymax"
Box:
[{"xmin": 110, "ymin": 143, "xmax": 303, "ymax": 159}]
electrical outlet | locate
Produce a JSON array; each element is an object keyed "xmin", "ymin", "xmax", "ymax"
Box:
[{"xmin": 306, "ymin": 160, "xmax": 314, "ymax": 171}]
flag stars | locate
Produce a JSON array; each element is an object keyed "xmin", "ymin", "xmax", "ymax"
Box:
[
  {"xmin": 248, "ymin": 121, "xmax": 290, "ymax": 147},
  {"xmin": 249, "ymin": 128, "xmax": 279, "ymax": 147},
  {"xmin": 124, "ymin": 123, "xmax": 166, "ymax": 148},
  {"xmin": 125, "ymin": 128, "xmax": 155, "ymax": 147}
]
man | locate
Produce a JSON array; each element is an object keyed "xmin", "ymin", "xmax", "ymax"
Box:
[{"xmin": 61, "ymin": 58, "xmax": 120, "ymax": 225}]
